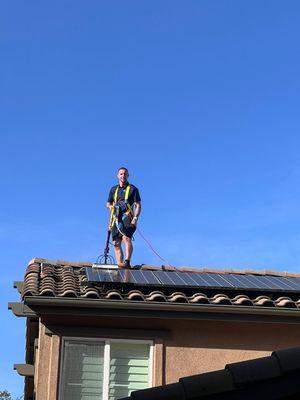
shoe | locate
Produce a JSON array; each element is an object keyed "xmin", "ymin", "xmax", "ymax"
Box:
[
  {"xmin": 124, "ymin": 259, "xmax": 131, "ymax": 268},
  {"xmin": 118, "ymin": 259, "xmax": 131, "ymax": 269}
]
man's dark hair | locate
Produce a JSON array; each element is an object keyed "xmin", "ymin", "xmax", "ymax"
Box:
[{"xmin": 118, "ymin": 167, "xmax": 129, "ymax": 174}]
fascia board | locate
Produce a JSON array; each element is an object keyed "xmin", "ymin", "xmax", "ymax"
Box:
[{"xmin": 23, "ymin": 297, "xmax": 300, "ymax": 323}]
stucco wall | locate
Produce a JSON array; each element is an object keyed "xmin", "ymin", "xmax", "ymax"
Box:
[
  {"xmin": 35, "ymin": 322, "xmax": 60, "ymax": 400},
  {"xmin": 35, "ymin": 314, "xmax": 300, "ymax": 399},
  {"xmin": 161, "ymin": 318, "xmax": 300, "ymax": 383}
]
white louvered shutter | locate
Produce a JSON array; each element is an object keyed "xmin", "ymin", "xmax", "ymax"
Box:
[
  {"xmin": 61, "ymin": 340, "xmax": 105, "ymax": 400},
  {"xmin": 108, "ymin": 342, "xmax": 151, "ymax": 400}
]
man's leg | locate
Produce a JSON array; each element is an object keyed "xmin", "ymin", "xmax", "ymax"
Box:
[
  {"xmin": 123, "ymin": 236, "xmax": 133, "ymax": 263},
  {"xmin": 113, "ymin": 237, "xmax": 123, "ymax": 265}
]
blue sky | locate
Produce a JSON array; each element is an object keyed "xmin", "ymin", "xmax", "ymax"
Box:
[{"xmin": 1, "ymin": 0, "xmax": 300, "ymax": 396}]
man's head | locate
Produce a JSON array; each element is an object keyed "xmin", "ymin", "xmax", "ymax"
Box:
[{"xmin": 117, "ymin": 167, "xmax": 129, "ymax": 186}]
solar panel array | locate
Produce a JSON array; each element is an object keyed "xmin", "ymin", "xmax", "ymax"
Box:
[{"xmin": 85, "ymin": 268, "xmax": 300, "ymax": 293}]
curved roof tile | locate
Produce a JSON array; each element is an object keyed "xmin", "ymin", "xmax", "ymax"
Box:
[
  {"xmin": 126, "ymin": 290, "xmax": 145, "ymax": 301},
  {"xmin": 253, "ymin": 296, "xmax": 274, "ymax": 307},
  {"xmin": 210, "ymin": 294, "xmax": 232, "ymax": 305},
  {"xmin": 231, "ymin": 295, "xmax": 253, "ymax": 306},
  {"xmin": 274, "ymin": 296, "xmax": 296, "ymax": 308},
  {"xmin": 168, "ymin": 292, "xmax": 188, "ymax": 303},
  {"xmin": 146, "ymin": 291, "xmax": 167, "ymax": 302},
  {"xmin": 189, "ymin": 293, "xmax": 209, "ymax": 304},
  {"xmin": 104, "ymin": 290, "xmax": 123, "ymax": 300}
]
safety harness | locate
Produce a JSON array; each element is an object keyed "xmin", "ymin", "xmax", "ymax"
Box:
[
  {"xmin": 109, "ymin": 185, "xmax": 133, "ymax": 236},
  {"xmin": 114, "ymin": 185, "xmax": 132, "ymax": 214}
]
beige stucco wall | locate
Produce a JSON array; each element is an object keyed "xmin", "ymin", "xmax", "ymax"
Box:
[
  {"xmin": 34, "ymin": 314, "xmax": 300, "ymax": 399},
  {"xmin": 162, "ymin": 318, "xmax": 300, "ymax": 383},
  {"xmin": 35, "ymin": 322, "xmax": 60, "ymax": 400}
]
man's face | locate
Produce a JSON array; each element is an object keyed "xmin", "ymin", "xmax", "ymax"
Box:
[{"xmin": 117, "ymin": 169, "xmax": 129, "ymax": 185}]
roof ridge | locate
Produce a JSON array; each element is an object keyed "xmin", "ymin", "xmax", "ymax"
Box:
[{"xmin": 27, "ymin": 258, "xmax": 93, "ymax": 268}]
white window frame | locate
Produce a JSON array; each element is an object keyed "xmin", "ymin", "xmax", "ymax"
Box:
[{"xmin": 58, "ymin": 337, "xmax": 154, "ymax": 400}]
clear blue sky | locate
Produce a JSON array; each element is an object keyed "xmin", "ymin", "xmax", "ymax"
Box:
[{"xmin": 2, "ymin": 0, "xmax": 300, "ymax": 396}]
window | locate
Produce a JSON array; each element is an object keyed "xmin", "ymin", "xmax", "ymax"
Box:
[{"xmin": 59, "ymin": 338, "xmax": 153, "ymax": 400}]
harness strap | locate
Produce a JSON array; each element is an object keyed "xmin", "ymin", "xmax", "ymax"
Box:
[
  {"xmin": 113, "ymin": 184, "xmax": 131, "ymax": 203},
  {"xmin": 124, "ymin": 185, "xmax": 130, "ymax": 201},
  {"xmin": 113, "ymin": 184, "xmax": 132, "ymax": 216}
]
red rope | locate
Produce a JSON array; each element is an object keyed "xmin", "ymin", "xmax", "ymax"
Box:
[{"xmin": 136, "ymin": 227, "xmax": 171, "ymax": 266}]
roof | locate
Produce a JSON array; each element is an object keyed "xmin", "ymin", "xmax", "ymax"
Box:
[
  {"xmin": 120, "ymin": 347, "xmax": 300, "ymax": 400},
  {"xmin": 20, "ymin": 258, "xmax": 300, "ymax": 310}
]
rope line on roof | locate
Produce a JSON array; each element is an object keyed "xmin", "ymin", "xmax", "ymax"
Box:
[{"xmin": 136, "ymin": 227, "xmax": 172, "ymax": 267}]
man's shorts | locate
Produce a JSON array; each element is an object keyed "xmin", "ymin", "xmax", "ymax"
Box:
[{"xmin": 112, "ymin": 215, "xmax": 136, "ymax": 240}]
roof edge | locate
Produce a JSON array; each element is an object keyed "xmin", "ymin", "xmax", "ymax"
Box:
[
  {"xmin": 27, "ymin": 257, "xmax": 93, "ymax": 267},
  {"xmin": 23, "ymin": 297, "xmax": 300, "ymax": 321}
]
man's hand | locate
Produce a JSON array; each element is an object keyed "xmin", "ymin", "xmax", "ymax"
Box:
[
  {"xmin": 106, "ymin": 203, "xmax": 113, "ymax": 211},
  {"xmin": 131, "ymin": 216, "xmax": 138, "ymax": 226}
]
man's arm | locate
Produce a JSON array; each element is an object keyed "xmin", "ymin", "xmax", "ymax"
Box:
[
  {"xmin": 106, "ymin": 187, "xmax": 115, "ymax": 210},
  {"xmin": 106, "ymin": 202, "xmax": 113, "ymax": 210},
  {"xmin": 131, "ymin": 202, "xmax": 141, "ymax": 225}
]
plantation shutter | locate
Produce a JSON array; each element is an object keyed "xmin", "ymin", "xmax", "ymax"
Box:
[
  {"xmin": 109, "ymin": 342, "xmax": 150, "ymax": 400},
  {"xmin": 61, "ymin": 340, "xmax": 104, "ymax": 400}
]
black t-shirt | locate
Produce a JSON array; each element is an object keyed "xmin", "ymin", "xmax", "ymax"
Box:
[{"xmin": 107, "ymin": 182, "xmax": 141, "ymax": 206}]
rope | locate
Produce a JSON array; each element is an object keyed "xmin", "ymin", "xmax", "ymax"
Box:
[
  {"xmin": 136, "ymin": 227, "xmax": 171, "ymax": 267},
  {"xmin": 112, "ymin": 208, "xmax": 171, "ymax": 267}
]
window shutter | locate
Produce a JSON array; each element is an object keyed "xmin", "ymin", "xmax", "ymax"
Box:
[
  {"xmin": 109, "ymin": 343, "xmax": 150, "ymax": 400},
  {"xmin": 61, "ymin": 340, "xmax": 104, "ymax": 400}
]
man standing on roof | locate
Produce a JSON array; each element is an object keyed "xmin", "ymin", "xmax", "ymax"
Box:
[{"xmin": 106, "ymin": 167, "xmax": 141, "ymax": 268}]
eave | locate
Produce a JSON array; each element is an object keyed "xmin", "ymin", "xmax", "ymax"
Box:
[
  {"xmin": 9, "ymin": 296, "xmax": 300, "ymax": 324},
  {"xmin": 14, "ymin": 363, "xmax": 34, "ymax": 377}
]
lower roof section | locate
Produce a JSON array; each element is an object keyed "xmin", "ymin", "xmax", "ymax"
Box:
[{"xmin": 120, "ymin": 347, "xmax": 300, "ymax": 400}]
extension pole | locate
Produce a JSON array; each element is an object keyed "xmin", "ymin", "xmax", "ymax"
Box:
[
  {"xmin": 103, "ymin": 208, "xmax": 114, "ymax": 264},
  {"xmin": 104, "ymin": 230, "xmax": 111, "ymax": 264}
]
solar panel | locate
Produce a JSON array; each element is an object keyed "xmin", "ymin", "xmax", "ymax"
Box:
[
  {"xmin": 241, "ymin": 275, "xmax": 275, "ymax": 290},
  {"xmin": 85, "ymin": 267, "xmax": 300, "ymax": 293},
  {"xmin": 221, "ymin": 274, "xmax": 251, "ymax": 289},
  {"xmin": 86, "ymin": 268, "xmax": 162, "ymax": 286},
  {"xmin": 153, "ymin": 271, "xmax": 179, "ymax": 285},
  {"xmin": 285, "ymin": 277, "xmax": 300, "ymax": 290}
]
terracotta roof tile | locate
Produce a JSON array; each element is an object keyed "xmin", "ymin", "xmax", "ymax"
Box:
[
  {"xmin": 231, "ymin": 294, "xmax": 252, "ymax": 306},
  {"xmin": 295, "ymin": 299, "xmax": 300, "ymax": 308},
  {"xmin": 274, "ymin": 296, "xmax": 296, "ymax": 308},
  {"xmin": 126, "ymin": 290, "xmax": 145, "ymax": 301},
  {"xmin": 167, "ymin": 292, "xmax": 188, "ymax": 303},
  {"xmin": 253, "ymin": 296, "xmax": 274, "ymax": 307},
  {"xmin": 81, "ymin": 286, "xmax": 99, "ymax": 298},
  {"xmin": 189, "ymin": 293, "xmax": 209, "ymax": 304},
  {"xmin": 145, "ymin": 291, "xmax": 167, "ymax": 302},
  {"xmin": 210, "ymin": 294, "xmax": 232, "ymax": 305},
  {"xmin": 104, "ymin": 290, "xmax": 122, "ymax": 300}
]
